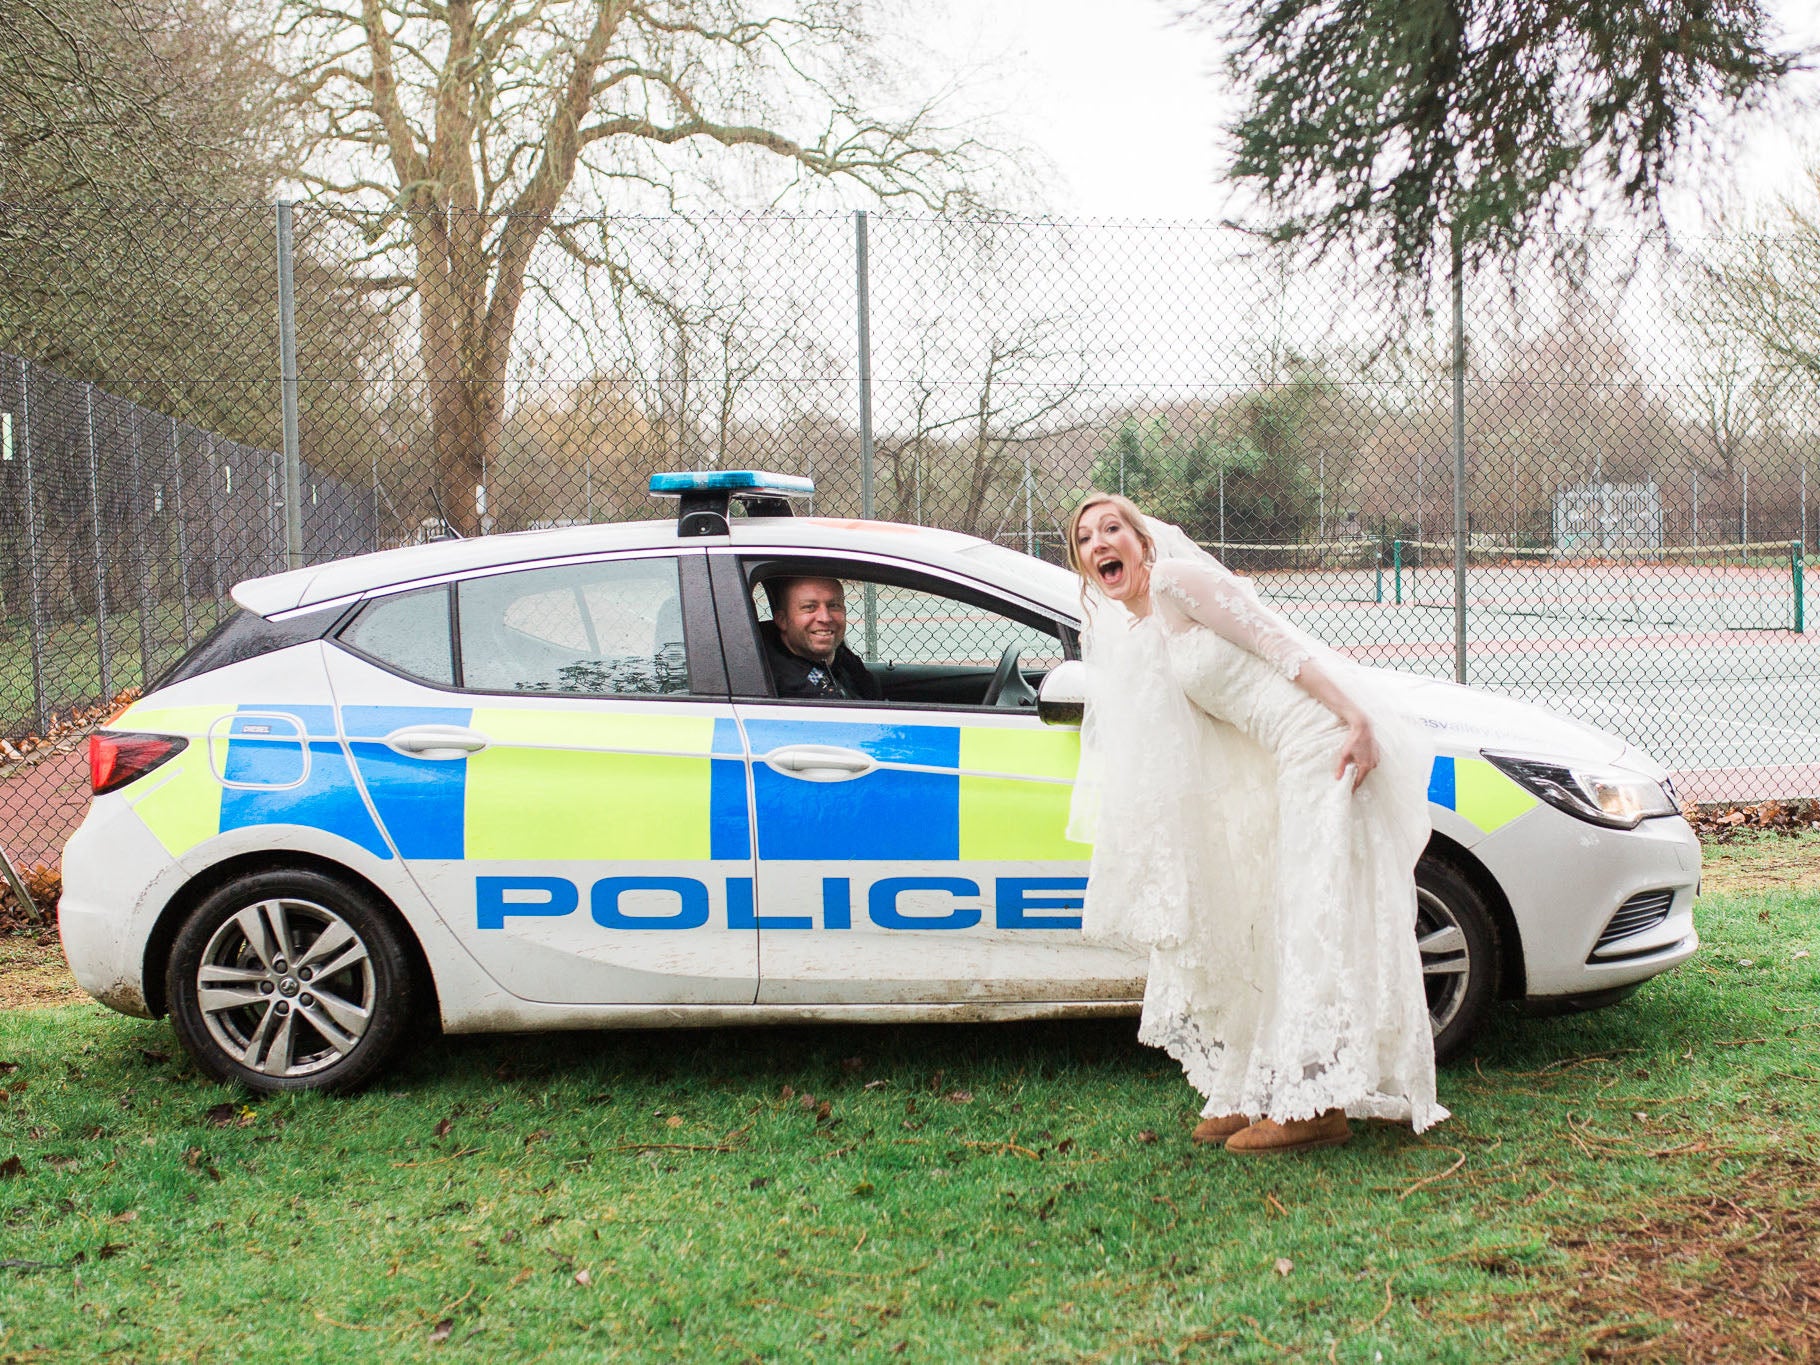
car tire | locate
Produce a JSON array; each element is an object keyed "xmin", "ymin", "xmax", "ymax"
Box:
[
  {"xmin": 166, "ymin": 869, "xmax": 416, "ymax": 1094},
  {"xmin": 1415, "ymin": 855, "xmax": 1501, "ymax": 1065}
]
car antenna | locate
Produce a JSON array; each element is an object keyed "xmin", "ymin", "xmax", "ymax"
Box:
[{"xmin": 428, "ymin": 487, "xmax": 465, "ymax": 540}]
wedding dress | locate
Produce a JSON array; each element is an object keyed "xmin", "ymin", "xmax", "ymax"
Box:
[{"xmin": 1069, "ymin": 523, "xmax": 1447, "ymax": 1132}]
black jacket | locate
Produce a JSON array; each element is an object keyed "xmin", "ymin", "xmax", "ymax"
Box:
[{"xmin": 759, "ymin": 621, "xmax": 882, "ymax": 701}]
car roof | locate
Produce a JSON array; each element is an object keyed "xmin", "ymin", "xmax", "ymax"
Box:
[{"xmin": 230, "ymin": 516, "xmax": 1055, "ymax": 617}]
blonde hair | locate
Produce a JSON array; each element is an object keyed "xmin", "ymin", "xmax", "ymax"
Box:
[
  {"xmin": 1065, "ymin": 491, "xmax": 1155, "ymax": 582},
  {"xmin": 1064, "ymin": 491, "xmax": 1157, "ymax": 620}
]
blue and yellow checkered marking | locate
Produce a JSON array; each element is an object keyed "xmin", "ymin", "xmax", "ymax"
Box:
[
  {"xmin": 117, "ymin": 702, "xmax": 1094, "ymax": 865},
  {"xmin": 1428, "ymin": 755, "xmax": 1539, "ymax": 833}
]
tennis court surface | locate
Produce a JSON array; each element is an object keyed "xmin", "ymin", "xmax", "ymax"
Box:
[{"xmin": 1255, "ymin": 546, "xmax": 1817, "ymax": 804}]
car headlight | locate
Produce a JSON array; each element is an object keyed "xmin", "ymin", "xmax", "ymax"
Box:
[{"xmin": 1481, "ymin": 752, "xmax": 1678, "ymax": 830}]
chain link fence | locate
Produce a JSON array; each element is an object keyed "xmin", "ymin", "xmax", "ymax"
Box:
[{"xmin": 3, "ymin": 201, "xmax": 1818, "ymax": 873}]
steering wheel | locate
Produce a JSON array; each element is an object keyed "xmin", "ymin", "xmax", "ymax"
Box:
[{"xmin": 983, "ymin": 643, "xmax": 1039, "ymax": 708}]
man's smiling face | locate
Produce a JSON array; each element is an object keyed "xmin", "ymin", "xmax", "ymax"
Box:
[{"xmin": 776, "ymin": 577, "xmax": 847, "ymax": 663}]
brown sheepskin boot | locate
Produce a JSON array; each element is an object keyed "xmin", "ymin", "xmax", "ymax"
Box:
[
  {"xmin": 1224, "ymin": 1109, "xmax": 1351, "ymax": 1154},
  {"xmin": 1190, "ymin": 1113, "xmax": 1251, "ymax": 1145}
]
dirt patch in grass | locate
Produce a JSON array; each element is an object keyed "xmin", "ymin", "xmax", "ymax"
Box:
[
  {"xmin": 1699, "ymin": 840, "xmax": 1820, "ymax": 898},
  {"xmin": 0, "ymin": 928, "xmax": 83, "ymax": 1010},
  {"xmin": 1543, "ymin": 1154, "xmax": 1820, "ymax": 1361}
]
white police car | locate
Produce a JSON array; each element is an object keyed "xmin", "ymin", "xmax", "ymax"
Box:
[{"xmin": 59, "ymin": 472, "xmax": 1701, "ymax": 1092}]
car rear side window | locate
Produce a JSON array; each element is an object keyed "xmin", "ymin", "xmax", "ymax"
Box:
[
  {"xmin": 458, "ymin": 557, "xmax": 690, "ymax": 696},
  {"xmin": 339, "ymin": 586, "xmax": 455, "ymax": 685}
]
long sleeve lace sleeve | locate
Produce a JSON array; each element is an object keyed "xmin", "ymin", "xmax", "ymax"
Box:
[{"xmin": 1150, "ymin": 557, "xmax": 1312, "ymax": 680}]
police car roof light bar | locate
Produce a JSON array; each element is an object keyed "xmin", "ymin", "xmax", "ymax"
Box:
[{"xmin": 648, "ymin": 470, "xmax": 816, "ymax": 538}]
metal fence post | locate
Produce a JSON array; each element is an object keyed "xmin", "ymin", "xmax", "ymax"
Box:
[
  {"xmin": 129, "ymin": 408, "xmax": 153, "ymax": 687},
  {"xmin": 171, "ymin": 416, "xmax": 194, "ymax": 644},
  {"xmin": 1451, "ymin": 232, "xmax": 1469, "ymax": 685},
  {"xmin": 1393, "ymin": 539, "xmax": 1403, "ymax": 606},
  {"xmin": 854, "ymin": 208, "xmax": 878, "ymax": 660},
  {"xmin": 207, "ymin": 432, "xmax": 224, "ymax": 599},
  {"xmin": 1793, "ymin": 541, "xmax": 1805, "ymax": 634},
  {"xmin": 84, "ymin": 383, "xmax": 113, "ymax": 701},
  {"xmin": 854, "ymin": 209, "xmax": 875, "ymax": 520},
  {"xmin": 17, "ymin": 357, "xmax": 47, "ymax": 735},
  {"xmin": 276, "ymin": 201, "xmax": 305, "ymax": 571}
]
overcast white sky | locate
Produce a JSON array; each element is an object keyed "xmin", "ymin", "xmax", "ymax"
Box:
[{"xmin": 921, "ymin": 0, "xmax": 1820, "ymax": 227}]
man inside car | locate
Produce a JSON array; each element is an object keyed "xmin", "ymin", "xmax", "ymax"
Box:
[{"xmin": 760, "ymin": 576, "xmax": 882, "ymax": 701}]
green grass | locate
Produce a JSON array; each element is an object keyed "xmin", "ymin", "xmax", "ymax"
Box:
[
  {"xmin": 0, "ymin": 597, "xmax": 230, "ymax": 732},
  {"xmin": 2, "ymin": 849, "xmax": 1817, "ymax": 1363}
]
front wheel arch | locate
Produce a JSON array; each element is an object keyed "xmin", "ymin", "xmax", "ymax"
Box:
[
  {"xmin": 1423, "ymin": 832, "xmax": 1525, "ymax": 1001},
  {"xmin": 142, "ymin": 852, "xmax": 438, "ymax": 1028},
  {"xmin": 1416, "ymin": 838, "xmax": 1529, "ymax": 1064}
]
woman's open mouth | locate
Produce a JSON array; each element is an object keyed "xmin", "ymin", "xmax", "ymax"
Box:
[{"xmin": 1095, "ymin": 557, "xmax": 1126, "ymax": 589}]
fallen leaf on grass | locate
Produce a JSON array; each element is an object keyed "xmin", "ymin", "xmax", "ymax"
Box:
[
  {"xmin": 574, "ymin": 1269, "xmax": 592, "ymax": 1287},
  {"xmin": 110, "ymin": 1210, "xmax": 137, "ymax": 1224},
  {"xmin": 203, "ymin": 1103, "xmax": 257, "ymax": 1129},
  {"xmin": 0, "ymin": 1062, "xmax": 17, "ymax": 1074},
  {"xmin": 434, "ymin": 1118, "xmax": 452, "ymax": 1139},
  {"xmin": 749, "ymin": 1176, "xmax": 772, "ymax": 1190},
  {"xmin": 0, "ymin": 1156, "xmax": 21, "ymax": 1179},
  {"xmin": 1136, "ymin": 1130, "xmax": 1159, "ymax": 1144},
  {"xmin": 946, "ymin": 1090, "xmax": 973, "ymax": 1105},
  {"xmin": 96, "ymin": 1244, "xmax": 126, "ymax": 1260},
  {"xmin": 428, "ymin": 1319, "xmax": 453, "ymax": 1344},
  {"xmin": 665, "ymin": 1116, "xmax": 683, "ymax": 1129},
  {"xmin": 1274, "ymin": 1258, "xmax": 1293, "ymax": 1276}
]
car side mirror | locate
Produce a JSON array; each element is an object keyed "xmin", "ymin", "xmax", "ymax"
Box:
[{"xmin": 1037, "ymin": 659, "xmax": 1086, "ymax": 727}]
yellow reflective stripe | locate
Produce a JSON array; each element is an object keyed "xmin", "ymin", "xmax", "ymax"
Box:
[
  {"xmin": 128, "ymin": 755, "xmax": 223, "ymax": 856},
  {"xmin": 1453, "ymin": 758, "xmax": 1538, "ymax": 833},
  {"xmin": 469, "ymin": 708, "xmax": 714, "ymax": 753},
  {"xmin": 957, "ymin": 727, "xmax": 1091, "ymax": 861},
  {"xmin": 109, "ymin": 706, "xmax": 232, "ymax": 855},
  {"xmin": 464, "ymin": 709, "xmax": 718, "ymax": 861}
]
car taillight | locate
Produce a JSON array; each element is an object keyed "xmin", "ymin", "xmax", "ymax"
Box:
[{"xmin": 90, "ymin": 732, "xmax": 188, "ymax": 795}]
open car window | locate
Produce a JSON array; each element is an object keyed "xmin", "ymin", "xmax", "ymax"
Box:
[{"xmin": 748, "ymin": 567, "xmax": 1069, "ymax": 708}]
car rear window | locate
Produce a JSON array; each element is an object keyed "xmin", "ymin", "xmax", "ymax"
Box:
[{"xmin": 458, "ymin": 557, "xmax": 690, "ymax": 696}]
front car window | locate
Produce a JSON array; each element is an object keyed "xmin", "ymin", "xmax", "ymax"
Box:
[
  {"xmin": 750, "ymin": 567, "xmax": 1070, "ymax": 707},
  {"xmin": 459, "ymin": 557, "xmax": 689, "ymax": 696}
]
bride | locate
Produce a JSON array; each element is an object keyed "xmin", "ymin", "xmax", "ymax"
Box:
[{"xmin": 1065, "ymin": 492, "xmax": 1447, "ymax": 1153}]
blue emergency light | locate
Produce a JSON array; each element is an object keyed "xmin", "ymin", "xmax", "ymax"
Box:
[{"xmin": 648, "ymin": 469, "xmax": 814, "ymax": 537}]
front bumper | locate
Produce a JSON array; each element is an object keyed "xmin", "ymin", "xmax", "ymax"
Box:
[{"xmin": 1474, "ymin": 809, "xmax": 1701, "ymax": 1000}]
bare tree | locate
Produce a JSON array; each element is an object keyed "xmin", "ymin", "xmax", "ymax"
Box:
[{"xmin": 275, "ymin": 0, "xmax": 991, "ymax": 532}]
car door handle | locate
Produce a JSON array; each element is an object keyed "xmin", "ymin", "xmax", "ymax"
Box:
[
  {"xmin": 763, "ymin": 745, "xmax": 878, "ymax": 782},
  {"xmin": 384, "ymin": 725, "xmax": 490, "ymax": 760}
]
